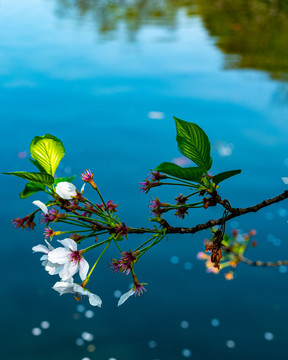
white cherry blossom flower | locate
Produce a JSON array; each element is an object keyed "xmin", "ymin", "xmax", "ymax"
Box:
[
  {"xmin": 32, "ymin": 200, "xmax": 48, "ymax": 214},
  {"xmin": 48, "ymin": 238, "xmax": 89, "ymax": 281},
  {"xmin": 32, "ymin": 240, "xmax": 63, "ymax": 275},
  {"xmin": 55, "ymin": 182, "xmax": 77, "ymax": 200},
  {"xmin": 52, "ymin": 280, "xmax": 102, "ymax": 307}
]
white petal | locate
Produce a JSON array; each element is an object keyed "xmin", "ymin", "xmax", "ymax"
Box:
[
  {"xmin": 55, "ymin": 182, "xmax": 77, "ymax": 200},
  {"xmin": 80, "ymin": 183, "xmax": 86, "ymax": 194},
  {"xmin": 40, "ymin": 254, "xmax": 48, "ymax": 261},
  {"xmin": 58, "ymin": 238, "xmax": 77, "ymax": 251},
  {"xmin": 52, "ymin": 281, "xmax": 75, "ymax": 295},
  {"xmin": 48, "ymin": 248, "xmax": 70, "ymax": 264},
  {"xmin": 44, "ymin": 239, "xmax": 54, "ymax": 251},
  {"xmin": 282, "ymin": 177, "xmax": 288, "ymax": 184},
  {"xmin": 41, "ymin": 260, "xmax": 48, "ymax": 267},
  {"xmin": 88, "ymin": 293, "xmax": 102, "ymax": 307},
  {"xmin": 45, "ymin": 262, "xmax": 63, "ymax": 275},
  {"xmin": 59, "ymin": 262, "xmax": 78, "ymax": 281},
  {"xmin": 117, "ymin": 289, "xmax": 135, "ymax": 306},
  {"xmin": 32, "ymin": 200, "xmax": 48, "ymax": 214},
  {"xmin": 32, "ymin": 244, "xmax": 49, "ymax": 254},
  {"xmin": 79, "ymin": 258, "xmax": 89, "ymax": 281},
  {"xmin": 74, "ymin": 284, "xmax": 86, "ymax": 295}
]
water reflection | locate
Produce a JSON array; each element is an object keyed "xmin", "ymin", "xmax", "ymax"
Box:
[
  {"xmin": 51, "ymin": 0, "xmax": 288, "ymax": 82},
  {"xmin": 196, "ymin": 0, "xmax": 288, "ymax": 81},
  {"xmin": 51, "ymin": 0, "xmax": 196, "ymax": 39}
]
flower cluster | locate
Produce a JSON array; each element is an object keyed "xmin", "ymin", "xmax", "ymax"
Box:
[
  {"xmin": 12, "ymin": 215, "xmax": 36, "ymax": 230},
  {"xmin": 139, "ymin": 171, "xmax": 166, "ymax": 193},
  {"xmin": 32, "ymin": 238, "xmax": 101, "ymax": 306},
  {"xmin": 97, "ymin": 200, "xmax": 118, "ymax": 212},
  {"xmin": 109, "ymin": 250, "xmax": 138, "ymax": 275}
]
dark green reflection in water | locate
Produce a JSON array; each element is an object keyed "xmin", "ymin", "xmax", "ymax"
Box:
[
  {"xmin": 51, "ymin": 0, "xmax": 288, "ymax": 82},
  {"xmin": 198, "ymin": 0, "xmax": 288, "ymax": 81},
  {"xmin": 51, "ymin": 0, "xmax": 196, "ymax": 36}
]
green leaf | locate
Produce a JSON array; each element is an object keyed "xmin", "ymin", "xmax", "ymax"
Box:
[
  {"xmin": 29, "ymin": 158, "xmax": 47, "ymax": 173},
  {"xmin": 174, "ymin": 117, "xmax": 212, "ymax": 170},
  {"xmin": 155, "ymin": 162, "xmax": 203, "ymax": 182},
  {"xmin": 213, "ymin": 170, "xmax": 242, "ymax": 185},
  {"xmin": 19, "ymin": 181, "xmax": 46, "ymax": 199},
  {"xmin": 54, "ymin": 175, "xmax": 76, "ymax": 185},
  {"xmin": 30, "ymin": 134, "xmax": 65, "ymax": 176},
  {"xmin": 2, "ymin": 171, "xmax": 54, "ymax": 185}
]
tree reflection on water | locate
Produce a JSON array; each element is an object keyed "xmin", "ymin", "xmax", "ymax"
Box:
[
  {"xmin": 51, "ymin": 0, "xmax": 196, "ymax": 37},
  {"xmin": 51, "ymin": 0, "xmax": 288, "ymax": 83},
  {"xmin": 198, "ymin": 0, "xmax": 288, "ymax": 82}
]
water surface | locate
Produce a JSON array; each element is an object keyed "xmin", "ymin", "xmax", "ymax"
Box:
[{"xmin": 1, "ymin": 1, "xmax": 288, "ymax": 359}]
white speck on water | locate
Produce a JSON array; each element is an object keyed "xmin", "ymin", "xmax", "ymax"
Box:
[
  {"xmin": 181, "ymin": 348, "xmax": 192, "ymax": 357},
  {"xmin": 81, "ymin": 332, "xmax": 94, "ymax": 342},
  {"xmin": 278, "ymin": 265, "xmax": 287, "ymax": 274},
  {"xmin": 85, "ymin": 310, "xmax": 95, "ymax": 319},
  {"xmin": 76, "ymin": 338, "xmax": 84, "ymax": 346},
  {"xmin": 32, "ymin": 327, "xmax": 42, "ymax": 336},
  {"xmin": 267, "ymin": 234, "xmax": 275, "ymax": 241},
  {"xmin": 76, "ymin": 304, "xmax": 85, "ymax": 313},
  {"xmin": 113, "ymin": 290, "xmax": 122, "ymax": 298},
  {"xmin": 210, "ymin": 318, "xmax": 220, "ymax": 327},
  {"xmin": 147, "ymin": 340, "xmax": 157, "ymax": 349},
  {"xmin": 180, "ymin": 321, "xmax": 189, "ymax": 329},
  {"xmin": 278, "ymin": 208, "xmax": 288, "ymax": 217},
  {"xmin": 184, "ymin": 262, "xmax": 193, "ymax": 270},
  {"xmin": 264, "ymin": 332, "xmax": 274, "ymax": 341},
  {"xmin": 148, "ymin": 111, "xmax": 165, "ymax": 119},
  {"xmin": 170, "ymin": 256, "xmax": 179, "ymax": 264},
  {"xmin": 272, "ymin": 238, "xmax": 281, "ymax": 247},
  {"xmin": 226, "ymin": 340, "xmax": 236, "ymax": 348},
  {"xmin": 40, "ymin": 321, "xmax": 50, "ymax": 329}
]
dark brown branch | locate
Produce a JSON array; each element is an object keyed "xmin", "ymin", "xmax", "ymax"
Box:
[
  {"xmin": 127, "ymin": 190, "xmax": 288, "ymax": 235},
  {"xmin": 59, "ymin": 190, "xmax": 288, "ymax": 236},
  {"xmin": 241, "ymin": 256, "xmax": 288, "ymax": 268}
]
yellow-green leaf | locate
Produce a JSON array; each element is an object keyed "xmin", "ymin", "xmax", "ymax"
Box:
[{"xmin": 30, "ymin": 134, "xmax": 65, "ymax": 176}]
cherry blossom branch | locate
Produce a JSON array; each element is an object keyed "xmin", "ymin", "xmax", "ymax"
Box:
[{"xmin": 125, "ymin": 190, "xmax": 288, "ymax": 235}]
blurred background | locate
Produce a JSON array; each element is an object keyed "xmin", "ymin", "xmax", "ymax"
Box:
[{"xmin": 1, "ymin": 0, "xmax": 288, "ymax": 359}]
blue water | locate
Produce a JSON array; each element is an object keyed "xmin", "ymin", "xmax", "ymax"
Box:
[{"xmin": 1, "ymin": 1, "xmax": 288, "ymax": 359}]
